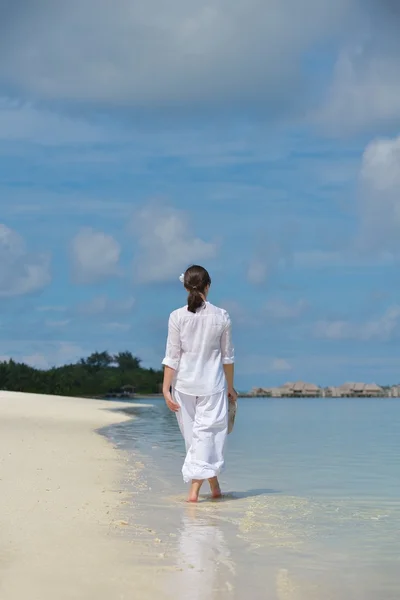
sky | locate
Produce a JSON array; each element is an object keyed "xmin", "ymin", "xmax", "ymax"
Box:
[{"xmin": 1, "ymin": 0, "xmax": 400, "ymax": 390}]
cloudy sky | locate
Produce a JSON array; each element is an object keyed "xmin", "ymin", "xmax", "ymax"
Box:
[{"xmin": 1, "ymin": 0, "xmax": 400, "ymax": 389}]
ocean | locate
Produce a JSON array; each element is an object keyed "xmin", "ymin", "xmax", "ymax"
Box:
[{"xmin": 104, "ymin": 397, "xmax": 400, "ymax": 600}]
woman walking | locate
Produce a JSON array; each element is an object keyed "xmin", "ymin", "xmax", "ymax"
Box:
[{"xmin": 162, "ymin": 265, "xmax": 237, "ymax": 502}]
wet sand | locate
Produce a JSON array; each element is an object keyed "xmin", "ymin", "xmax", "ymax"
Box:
[{"xmin": 0, "ymin": 391, "xmax": 170, "ymax": 600}]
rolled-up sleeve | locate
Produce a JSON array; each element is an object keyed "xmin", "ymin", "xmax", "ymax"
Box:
[
  {"xmin": 162, "ymin": 312, "xmax": 181, "ymax": 370},
  {"xmin": 221, "ymin": 313, "xmax": 235, "ymax": 364}
]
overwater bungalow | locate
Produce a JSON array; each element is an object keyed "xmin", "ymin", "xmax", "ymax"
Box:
[
  {"xmin": 329, "ymin": 382, "xmax": 384, "ymax": 397},
  {"xmin": 249, "ymin": 381, "xmax": 321, "ymax": 397}
]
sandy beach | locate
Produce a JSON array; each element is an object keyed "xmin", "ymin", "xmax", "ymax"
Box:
[
  {"xmin": 0, "ymin": 391, "xmax": 162, "ymax": 600},
  {"xmin": 2, "ymin": 392, "xmax": 398, "ymax": 600}
]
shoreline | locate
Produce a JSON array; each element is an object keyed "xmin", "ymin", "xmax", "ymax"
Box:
[{"xmin": 0, "ymin": 390, "xmax": 162, "ymax": 600}]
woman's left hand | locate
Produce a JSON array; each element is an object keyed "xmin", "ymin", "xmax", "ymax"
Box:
[
  {"xmin": 228, "ymin": 387, "xmax": 238, "ymax": 403},
  {"xmin": 163, "ymin": 388, "xmax": 180, "ymax": 412}
]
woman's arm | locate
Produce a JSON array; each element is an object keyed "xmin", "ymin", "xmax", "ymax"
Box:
[
  {"xmin": 221, "ymin": 314, "xmax": 237, "ymax": 402},
  {"xmin": 162, "ymin": 366, "xmax": 179, "ymax": 412},
  {"xmin": 223, "ymin": 364, "xmax": 237, "ymax": 402},
  {"xmin": 162, "ymin": 313, "xmax": 181, "ymax": 412},
  {"xmin": 223, "ymin": 363, "xmax": 235, "ymax": 389}
]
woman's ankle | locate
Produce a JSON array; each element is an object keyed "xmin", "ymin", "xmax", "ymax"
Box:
[
  {"xmin": 208, "ymin": 476, "xmax": 219, "ymax": 488},
  {"xmin": 187, "ymin": 479, "xmax": 203, "ymax": 502},
  {"xmin": 208, "ymin": 477, "xmax": 222, "ymax": 497}
]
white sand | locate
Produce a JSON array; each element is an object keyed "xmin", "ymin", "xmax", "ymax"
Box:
[{"xmin": 0, "ymin": 391, "xmax": 167, "ymax": 600}]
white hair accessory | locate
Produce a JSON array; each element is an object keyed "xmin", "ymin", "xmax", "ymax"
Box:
[{"xmin": 179, "ymin": 273, "xmax": 185, "ymax": 283}]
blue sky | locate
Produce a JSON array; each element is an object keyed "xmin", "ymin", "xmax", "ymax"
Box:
[{"xmin": 1, "ymin": 0, "xmax": 400, "ymax": 390}]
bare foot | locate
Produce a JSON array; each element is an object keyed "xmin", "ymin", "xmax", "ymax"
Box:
[
  {"xmin": 208, "ymin": 476, "xmax": 222, "ymax": 499},
  {"xmin": 187, "ymin": 479, "xmax": 203, "ymax": 503}
]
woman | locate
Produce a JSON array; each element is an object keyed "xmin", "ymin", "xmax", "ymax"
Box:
[{"xmin": 162, "ymin": 265, "xmax": 237, "ymax": 503}]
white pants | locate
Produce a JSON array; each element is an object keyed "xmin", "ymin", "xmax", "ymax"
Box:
[{"xmin": 174, "ymin": 389, "xmax": 228, "ymax": 483}]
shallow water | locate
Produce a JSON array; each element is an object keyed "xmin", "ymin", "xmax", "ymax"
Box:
[{"xmin": 104, "ymin": 397, "xmax": 400, "ymax": 599}]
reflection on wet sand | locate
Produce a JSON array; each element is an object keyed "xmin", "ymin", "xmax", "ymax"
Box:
[{"xmin": 170, "ymin": 504, "xmax": 236, "ymax": 600}]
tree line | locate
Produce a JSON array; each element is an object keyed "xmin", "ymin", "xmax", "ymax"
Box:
[{"xmin": 0, "ymin": 351, "xmax": 163, "ymax": 397}]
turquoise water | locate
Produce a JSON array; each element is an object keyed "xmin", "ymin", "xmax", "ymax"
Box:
[{"xmin": 105, "ymin": 397, "xmax": 400, "ymax": 599}]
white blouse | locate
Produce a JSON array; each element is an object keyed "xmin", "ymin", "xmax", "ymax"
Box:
[{"xmin": 162, "ymin": 301, "xmax": 234, "ymax": 396}]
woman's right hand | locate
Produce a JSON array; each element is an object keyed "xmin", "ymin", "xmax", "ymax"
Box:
[
  {"xmin": 163, "ymin": 388, "xmax": 180, "ymax": 412},
  {"xmin": 228, "ymin": 387, "xmax": 238, "ymax": 403}
]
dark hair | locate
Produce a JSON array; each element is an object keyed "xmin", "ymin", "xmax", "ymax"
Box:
[{"xmin": 184, "ymin": 265, "xmax": 211, "ymax": 313}]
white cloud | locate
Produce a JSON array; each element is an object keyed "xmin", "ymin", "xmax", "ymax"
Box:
[
  {"xmin": 219, "ymin": 298, "xmax": 308, "ymax": 329},
  {"xmin": 247, "ymin": 239, "xmax": 287, "ymax": 285},
  {"xmin": 0, "ymin": 98, "xmax": 113, "ymax": 144},
  {"xmin": 238, "ymin": 352, "xmax": 400, "ymax": 386},
  {"xmin": 262, "ymin": 298, "xmax": 308, "ymax": 320},
  {"xmin": 133, "ymin": 204, "xmax": 216, "ymax": 283},
  {"xmin": 317, "ymin": 1, "xmax": 400, "ymax": 133},
  {"xmin": 271, "ymin": 358, "xmax": 292, "ymax": 372},
  {"xmin": 361, "ymin": 134, "xmax": 400, "ymax": 191},
  {"xmin": 70, "ymin": 228, "xmax": 121, "ymax": 284},
  {"xmin": 219, "ymin": 300, "xmax": 253, "ymax": 326},
  {"xmin": 238, "ymin": 354, "xmax": 294, "ymax": 376},
  {"xmin": 292, "ymin": 250, "xmax": 396, "ymax": 269},
  {"xmin": 357, "ymin": 134, "xmax": 400, "ymax": 255},
  {"xmin": 314, "ymin": 305, "xmax": 400, "ymax": 341},
  {"xmin": 320, "ymin": 47, "xmax": 400, "ymax": 133},
  {"xmin": 247, "ymin": 258, "xmax": 269, "ymax": 286},
  {"xmin": 283, "ymin": 134, "xmax": 400, "ymax": 265},
  {"xmin": 0, "ymin": 342, "xmax": 85, "ymax": 369},
  {"xmin": 0, "ymin": 224, "xmax": 51, "ymax": 297},
  {"xmin": 314, "ymin": 320, "xmax": 350, "ymax": 340},
  {"xmin": 0, "ymin": 0, "xmax": 353, "ymax": 115},
  {"xmin": 37, "ymin": 305, "xmax": 67, "ymax": 312},
  {"xmin": 2, "ymin": 1, "xmax": 400, "ymax": 134},
  {"xmin": 45, "ymin": 320, "xmax": 70, "ymax": 328},
  {"xmin": 293, "ymin": 251, "xmax": 345, "ymax": 269},
  {"xmin": 77, "ymin": 295, "xmax": 135, "ymax": 316}
]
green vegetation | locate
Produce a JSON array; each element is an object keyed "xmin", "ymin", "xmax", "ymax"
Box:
[{"xmin": 0, "ymin": 351, "xmax": 163, "ymax": 397}]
